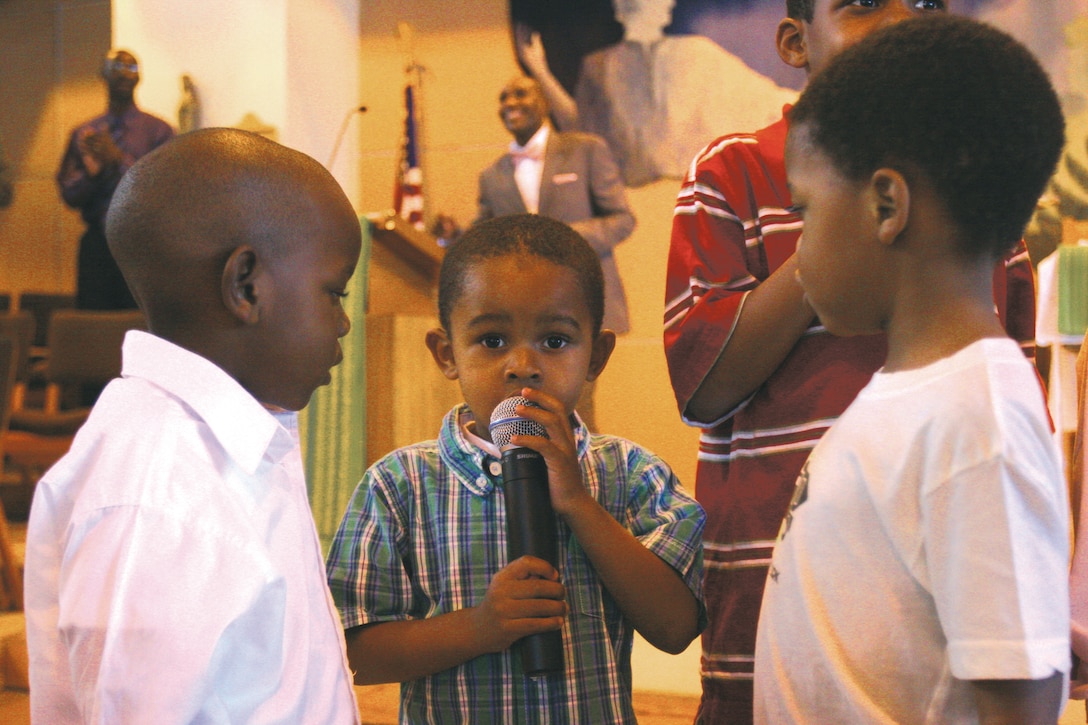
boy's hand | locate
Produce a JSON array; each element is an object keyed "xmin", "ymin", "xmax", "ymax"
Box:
[
  {"xmin": 502, "ymin": 391, "xmax": 703, "ymax": 656},
  {"xmin": 507, "ymin": 388, "xmax": 592, "ymax": 518},
  {"xmin": 471, "ymin": 555, "xmax": 565, "ymax": 653}
]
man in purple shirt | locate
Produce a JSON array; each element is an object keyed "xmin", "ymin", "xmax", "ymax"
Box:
[{"xmin": 57, "ymin": 49, "xmax": 173, "ymax": 310}]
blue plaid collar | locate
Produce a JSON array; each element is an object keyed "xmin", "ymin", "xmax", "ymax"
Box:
[{"xmin": 437, "ymin": 403, "xmax": 590, "ymax": 497}]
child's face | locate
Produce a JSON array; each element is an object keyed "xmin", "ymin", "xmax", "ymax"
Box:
[
  {"xmin": 249, "ymin": 186, "xmax": 361, "ymax": 411},
  {"xmin": 797, "ymin": 0, "xmax": 949, "ymax": 76},
  {"xmin": 786, "ymin": 125, "xmax": 888, "ymax": 336},
  {"xmin": 429, "ymin": 253, "xmax": 612, "ymax": 443}
]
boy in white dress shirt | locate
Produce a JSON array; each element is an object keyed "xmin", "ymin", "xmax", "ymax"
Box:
[{"xmin": 24, "ymin": 128, "xmax": 362, "ymax": 723}]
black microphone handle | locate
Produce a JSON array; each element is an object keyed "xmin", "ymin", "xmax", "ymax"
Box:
[{"xmin": 501, "ymin": 446, "xmax": 564, "ymax": 677}]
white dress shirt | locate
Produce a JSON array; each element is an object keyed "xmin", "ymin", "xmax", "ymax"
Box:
[
  {"xmin": 25, "ymin": 331, "xmax": 359, "ymax": 724},
  {"xmin": 510, "ymin": 124, "xmax": 549, "ymax": 214}
]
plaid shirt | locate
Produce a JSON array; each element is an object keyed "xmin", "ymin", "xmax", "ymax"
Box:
[{"xmin": 327, "ymin": 404, "xmax": 705, "ymax": 724}]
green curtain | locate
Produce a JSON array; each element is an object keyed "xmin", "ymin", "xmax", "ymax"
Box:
[
  {"xmin": 301, "ymin": 218, "xmax": 371, "ymax": 554},
  {"xmin": 1059, "ymin": 245, "xmax": 1088, "ymax": 338}
]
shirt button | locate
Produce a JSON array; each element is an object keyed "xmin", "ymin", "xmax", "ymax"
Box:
[{"xmin": 489, "ymin": 461, "xmax": 503, "ymax": 476}]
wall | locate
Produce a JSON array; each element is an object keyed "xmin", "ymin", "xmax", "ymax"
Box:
[
  {"xmin": 112, "ymin": 0, "xmax": 361, "ymax": 201},
  {"xmin": 0, "ymin": 0, "xmax": 111, "ymax": 298},
  {"xmin": 0, "ymin": 0, "xmax": 362, "ymax": 294}
]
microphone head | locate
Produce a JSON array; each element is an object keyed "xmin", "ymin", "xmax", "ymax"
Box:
[{"xmin": 489, "ymin": 395, "xmax": 548, "ymax": 449}]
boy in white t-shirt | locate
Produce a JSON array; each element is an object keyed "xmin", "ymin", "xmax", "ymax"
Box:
[{"xmin": 754, "ymin": 15, "xmax": 1070, "ymax": 724}]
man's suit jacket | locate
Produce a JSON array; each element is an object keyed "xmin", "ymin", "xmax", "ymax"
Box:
[{"xmin": 474, "ymin": 130, "xmax": 635, "ymax": 334}]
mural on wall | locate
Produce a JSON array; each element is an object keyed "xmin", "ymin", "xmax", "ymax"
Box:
[
  {"xmin": 512, "ymin": 0, "xmax": 1088, "ymax": 194},
  {"xmin": 511, "ymin": 0, "xmax": 796, "ymax": 187},
  {"xmin": 965, "ymin": 0, "xmax": 1088, "ymax": 256},
  {"xmin": 1044, "ymin": 11, "xmax": 1088, "ymax": 223}
]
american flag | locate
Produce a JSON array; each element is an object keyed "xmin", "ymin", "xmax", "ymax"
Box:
[{"xmin": 394, "ymin": 84, "xmax": 424, "ymax": 230}]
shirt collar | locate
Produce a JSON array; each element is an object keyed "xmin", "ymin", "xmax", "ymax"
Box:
[
  {"xmin": 120, "ymin": 330, "xmax": 293, "ymax": 475},
  {"xmin": 509, "ymin": 123, "xmax": 550, "ymax": 160},
  {"xmin": 437, "ymin": 402, "xmax": 591, "ymax": 498}
]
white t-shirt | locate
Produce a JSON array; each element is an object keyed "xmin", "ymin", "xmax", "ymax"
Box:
[
  {"xmin": 754, "ymin": 337, "xmax": 1070, "ymax": 724},
  {"xmin": 25, "ymin": 331, "xmax": 359, "ymax": 724}
]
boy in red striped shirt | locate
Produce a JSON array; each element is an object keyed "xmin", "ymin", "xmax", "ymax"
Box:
[{"xmin": 662, "ymin": 2, "xmax": 1036, "ymax": 721}]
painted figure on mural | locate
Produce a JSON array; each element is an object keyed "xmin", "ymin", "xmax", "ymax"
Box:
[
  {"xmin": 516, "ymin": 0, "xmax": 796, "ymax": 187},
  {"xmin": 57, "ymin": 49, "xmax": 174, "ymax": 310}
]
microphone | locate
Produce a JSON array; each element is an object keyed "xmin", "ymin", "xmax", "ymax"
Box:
[
  {"xmin": 488, "ymin": 395, "xmax": 564, "ymax": 677},
  {"xmin": 326, "ymin": 105, "xmax": 368, "ymax": 169}
]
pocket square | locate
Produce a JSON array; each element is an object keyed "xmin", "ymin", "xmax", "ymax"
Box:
[{"xmin": 552, "ymin": 173, "xmax": 579, "ymax": 184}]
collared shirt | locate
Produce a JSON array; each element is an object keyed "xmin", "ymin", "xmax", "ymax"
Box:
[
  {"xmin": 510, "ymin": 124, "xmax": 550, "ymax": 213},
  {"xmin": 56, "ymin": 105, "xmax": 174, "ymax": 226},
  {"xmin": 327, "ymin": 404, "xmax": 706, "ymax": 724},
  {"xmin": 25, "ymin": 331, "xmax": 359, "ymax": 724}
]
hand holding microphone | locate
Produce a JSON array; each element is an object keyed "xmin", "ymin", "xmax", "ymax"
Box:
[{"xmin": 489, "ymin": 394, "xmax": 565, "ymax": 677}]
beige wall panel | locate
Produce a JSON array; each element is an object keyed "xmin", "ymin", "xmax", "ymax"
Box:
[
  {"xmin": 0, "ymin": 8, "xmax": 54, "ymax": 172},
  {"xmin": 0, "ymin": 178, "xmax": 76, "ymax": 293},
  {"xmin": 0, "ymin": 1, "xmax": 110, "ymax": 298},
  {"xmin": 56, "ymin": 2, "xmax": 112, "ymax": 145}
]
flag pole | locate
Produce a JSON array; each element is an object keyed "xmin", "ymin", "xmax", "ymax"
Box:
[{"xmin": 394, "ymin": 22, "xmax": 427, "ymax": 230}]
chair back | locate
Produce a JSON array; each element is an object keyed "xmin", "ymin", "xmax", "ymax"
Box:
[
  {"xmin": 0, "ymin": 311, "xmax": 34, "ymax": 384},
  {"xmin": 45, "ymin": 310, "xmax": 146, "ymax": 387},
  {"xmin": 0, "ymin": 336, "xmax": 17, "ymax": 436},
  {"xmin": 16, "ymin": 292, "xmax": 76, "ymax": 349},
  {"xmin": 0, "ymin": 337, "xmax": 22, "ymax": 611}
]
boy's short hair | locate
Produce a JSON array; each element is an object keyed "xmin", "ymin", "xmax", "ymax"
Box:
[
  {"xmin": 786, "ymin": 0, "xmax": 813, "ymax": 22},
  {"xmin": 789, "ymin": 14, "xmax": 1064, "ymax": 258},
  {"xmin": 438, "ymin": 213, "xmax": 605, "ymax": 335}
]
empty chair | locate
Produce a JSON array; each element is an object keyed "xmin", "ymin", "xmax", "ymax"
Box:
[
  {"xmin": 0, "ymin": 311, "xmax": 34, "ymax": 410},
  {"xmin": 4, "ymin": 310, "xmax": 145, "ymax": 494},
  {"xmin": 0, "ymin": 336, "xmax": 24, "ymax": 609},
  {"xmin": 0, "ymin": 336, "xmax": 18, "ymax": 452}
]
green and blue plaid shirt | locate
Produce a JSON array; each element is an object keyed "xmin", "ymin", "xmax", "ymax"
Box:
[{"xmin": 327, "ymin": 404, "xmax": 705, "ymax": 724}]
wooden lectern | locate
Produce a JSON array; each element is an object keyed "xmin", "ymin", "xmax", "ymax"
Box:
[
  {"xmin": 365, "ymin": 210, "xmax": 445, "ymax": 281},
  {"xmin": 364, "ymin": 211, "xmax": 461, "ymax": 466}
]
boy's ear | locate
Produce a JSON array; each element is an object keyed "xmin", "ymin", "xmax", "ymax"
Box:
[
  {"xmin": 871, "ymin": 168, "xmax": 910, "ymax": 246},
  {"xmin": 426, "ymin": 327, "xmax": 460, "ymax": 381},
  {"xmin": 222, "ymin": 246, "xmax": 262, "ymax": 324},
  {"xmin": 776, "ymin": 17, "xmax": 808, "ymax": 70},
  {"xmin": 586, "ymin": 329, "xmax": 617, "ymax": 383}
]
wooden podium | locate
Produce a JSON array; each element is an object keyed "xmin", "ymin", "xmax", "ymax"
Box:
[
  {"xmin": 364, "ymin": 211, "xmax": 460, "ymax": 465},
  {"xmin": 366, "ymin": 314, "xmax": 463, "ymax": 465},
  {"xmin": 365, "ymin": 210, "xmax": 445, "ymax": 281}
]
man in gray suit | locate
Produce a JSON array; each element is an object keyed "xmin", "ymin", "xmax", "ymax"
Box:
[{"xmin": 474, "ymin": 75, "xmax": 636, "ymax": 335}]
